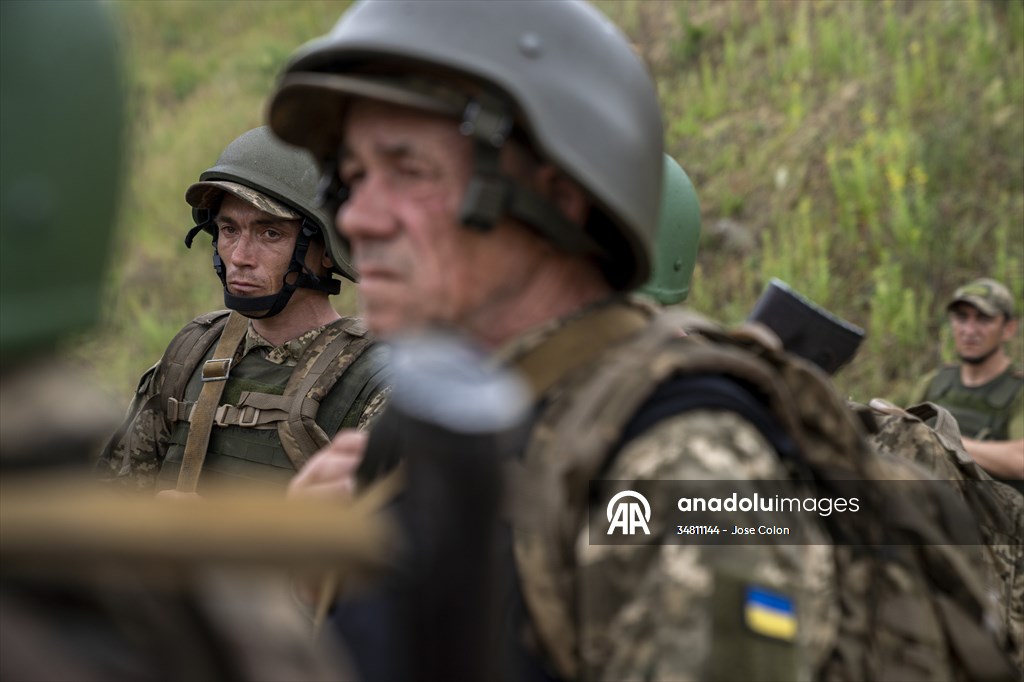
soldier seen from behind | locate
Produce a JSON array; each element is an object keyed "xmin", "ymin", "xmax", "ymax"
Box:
[
  {"xmin": 96, "ymin": 127, "xmax": 389, "ymax": 496},
  {"xmin": 270, "ymin": 2, "xmax": 839, "ymax": 679},
  {"xmin": 916, "ymin": 278, "xmax": 1023, "ymax": 489}
]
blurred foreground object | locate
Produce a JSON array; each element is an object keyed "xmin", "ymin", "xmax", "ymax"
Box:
[
  {"xmin": 339, "ymin": 333, "xmax": 530, "ymax": 682},
  {"xmin": 637, "ymin": 154, "xmax": 702, "ymax": 306},
  {"xmin": 0, "ymin": 0, "xmax": 123, "ymax": 366},
  {"xmin": 0, "ymin": 3, "xmax": 375, "ymax": 680}
]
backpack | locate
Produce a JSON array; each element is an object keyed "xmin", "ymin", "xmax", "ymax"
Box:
[
  {"xmin": 863, "ymin": 399, "xmax": 1024, "ymax": 658},
  {"xmin": 507, "ymin": 306, "xmax": 1018, "ymax": 681}
]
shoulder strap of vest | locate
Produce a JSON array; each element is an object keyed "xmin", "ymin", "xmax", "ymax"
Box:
[
  {"xmin": 116, "ymin": 310, "xmax": 233, "ymax": 429},
  {"xmin": 924, "ymin": 365, "xmax": 960, "ymax": 402},
  {"xmin": 510, "ymin": 301, "xmax": 652, "ymax": 399},
  {"xmin": 97, "ymin": 312, "xmax": 233, "ymax": 469},
  {"xmin": 276, "ymin": 317, "xmax": 375, "ymax": 471},
  {"xmin": 986, "ymin": 367, "xmax": 1024, "ymax": 409},
  {"xmin": 158, "ymin": 310, "xmax": 233, "ymax": 414},
  {"xmin": 174, "ymin": 311, "xmax": 250, "ymax": 493}
]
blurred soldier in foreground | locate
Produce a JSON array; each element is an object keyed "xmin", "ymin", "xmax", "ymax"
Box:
[
  {"xmin": 271, "ymin": 2, "xmax": 838, "ymax": 679},
  {"xmin": 0, "ymin": 3, "xmax": 380, "ymax": 679},
  {"xmin": 96, "ymin": 126, "xmax": 389, "ymax": 496},
  {"xmin": 915, "ymin": 278, "xmax": 1024, "ymax": 489}
]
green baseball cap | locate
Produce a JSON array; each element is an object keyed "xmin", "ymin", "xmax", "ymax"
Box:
[{"xmin": 947, "ymin": 278, "xmax": 1016, "ymax": 319}]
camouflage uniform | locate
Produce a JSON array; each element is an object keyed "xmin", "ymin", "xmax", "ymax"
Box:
[
  {"xmin": 866, "ymin": 400, "xmax": 1024, "ymax": 659},
  {"xmin": 502, "ymin": 304, "xmax": 838, "ymax": 681},
  {"xmin": 97, "ymin": 321, "xmax": 388, "ymax": 492},
  {"xmin": 580, "ymin": 414, "xmax": 837, "ymax": 681}
]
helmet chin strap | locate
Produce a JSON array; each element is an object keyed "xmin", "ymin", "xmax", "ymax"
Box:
[
  {"xmin": 186, "ymin": 213, "xmax": 340, "ymax": 320},
  {"xmin": 456, "ymin": 95, "xmax": 600, "ymax": 256}
]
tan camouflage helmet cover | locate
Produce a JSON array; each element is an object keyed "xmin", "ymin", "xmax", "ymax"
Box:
[{"xmin": 947, "ymin": 278, "xmax": 1017, "ymax": 319}]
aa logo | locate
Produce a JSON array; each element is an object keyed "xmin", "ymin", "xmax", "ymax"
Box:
[{"xmin": 606, "ymin": 490, "xmax": 651, "ymax": 535}]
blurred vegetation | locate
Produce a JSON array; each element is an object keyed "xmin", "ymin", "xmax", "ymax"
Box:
[{"xmin": 72, "ymin": 0, "xmax": 1022, "ymax": 408}]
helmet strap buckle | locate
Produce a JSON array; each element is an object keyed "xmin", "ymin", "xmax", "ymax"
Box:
[
  {"xmin": 460, "ymin": 175, "xmax": 510, "ymax": 231},
  {"xmin": 459, "ymin": 98, "xmax": 513, "ymax": 148},
  {"xmin": 458, "ymin": 94, "xmax": 515, "ymax": 231}
]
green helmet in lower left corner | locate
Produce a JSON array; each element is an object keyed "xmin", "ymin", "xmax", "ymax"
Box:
[
  {"xmin": 0, "ymin": 0, "xmax": 125, "ymax": 367},
  {"xmin": 638, "ymin": 154, "xmax": 702, "ymax": 306}
]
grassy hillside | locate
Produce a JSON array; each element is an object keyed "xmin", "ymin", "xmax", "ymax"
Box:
[{"xmin": 74, "ymin": 0, "xmax": 1023, "ymax": 407}]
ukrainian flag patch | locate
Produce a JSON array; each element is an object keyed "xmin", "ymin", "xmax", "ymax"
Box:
[{"xmin": 743, "ymin": 586, "xmax": 797, "ymax": 642}]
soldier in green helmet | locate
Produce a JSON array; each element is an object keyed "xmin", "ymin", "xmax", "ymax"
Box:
[
  {"xmin": 915, "ymin": 277, "xmax": 1024, "ymax": 489},
  {"xmin": 96, "ymin": 126, "xmax": 389, "ymax": 496},
  {"xmin": 270, "ymin": 2, "xmax": 838, "ymax": 679}
]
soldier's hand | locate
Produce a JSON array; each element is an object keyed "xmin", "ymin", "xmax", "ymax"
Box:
[{"xmin": 287, "ymin": 429, "xmax": 367, "ymax": 501}]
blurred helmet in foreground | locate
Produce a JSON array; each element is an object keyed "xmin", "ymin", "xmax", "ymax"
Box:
[{"xmin": 0, "ymin": 0, "xmax": 125, "ymax": 366}]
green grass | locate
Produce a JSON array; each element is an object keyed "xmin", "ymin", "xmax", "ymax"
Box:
[
  {"xmin": 72, "ymin": 0, "xmax": 1023, "ymax": 410},
  {"xmin": 605, "ymin": 0, "xmax": 1023, "ymax": 402}
]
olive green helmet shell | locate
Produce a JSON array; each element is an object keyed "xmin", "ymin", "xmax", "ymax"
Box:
[
  {"xmin": 269, "ymin": 0, "xmax": 664, "ymax": 290},
  {"xmin": 185, "ymin": 126, "xmax": 357, "ymax": 282},
  {"xmin": 639, "ymin": 155, "xmax": 702, "ymax": 306},
  {"xmin": 1, "ymin": 0, "xmax": 125, "ymax": 363}
]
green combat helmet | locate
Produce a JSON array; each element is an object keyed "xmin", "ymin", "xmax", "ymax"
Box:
[
  {"xmin": 638, "ymin": 154, "xmax": 701, "ymax": 305},
  {"xmin": 0, "ymin": 0, "xmax": 125, "ymax": 366},
  {"xmin": 183, "ymin": 126, "xmax": 357, "ymax": 319},
  {"xmin": 268, "ymin": 0, "xmax": 664, "ymax": 291}
]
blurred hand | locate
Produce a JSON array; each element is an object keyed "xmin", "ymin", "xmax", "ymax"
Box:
[
  {"xmin": 155, "ymin": 489, "xmax": 203, "ymax": 501},
  {"xmin": 287, "ymin": 429, "xmax": 367, "ymax": 501}
]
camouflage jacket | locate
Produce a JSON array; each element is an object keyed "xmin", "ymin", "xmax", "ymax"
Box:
[
  {"xmin": 501, "ymin": 300, "xmax": 838, "ymax": 681},
  {"xmin": 96, "ymin": 316, "xmax": 388, "ymax": 491}
]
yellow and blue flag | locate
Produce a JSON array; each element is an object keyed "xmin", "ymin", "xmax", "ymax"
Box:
[{"xmin": 744, "ymin": 586, "xmax": 797, "ymax": 642}]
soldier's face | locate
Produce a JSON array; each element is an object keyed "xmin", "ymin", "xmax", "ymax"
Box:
[
  {"xmin": 949, "ymin": 302, "xmax": 1016, "ymax": 365},
  {"xmin": 215, "ymin": 194, "xmax": 330, "ymax": 300},
  {"xmin": 337, "ymin": 99, "xmax": 548, "ymax": 342}
]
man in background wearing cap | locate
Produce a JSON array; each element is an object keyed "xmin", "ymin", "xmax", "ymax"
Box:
[
  {"xmin": 97, "ymin": 127, "xmax": 389, "ymax": 496},
  {"xmin": 917, "ymin": 277, "xmax": 1023, "ymax": 489}
]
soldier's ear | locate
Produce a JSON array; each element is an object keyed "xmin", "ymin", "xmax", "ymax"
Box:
[
  {"xmin": 1001, "ymin": 316, "xmax": 1018, "ymax": 341},
  {"xmin": 534, "ymin": 165, "xmax": 590, "ymax": 226}
]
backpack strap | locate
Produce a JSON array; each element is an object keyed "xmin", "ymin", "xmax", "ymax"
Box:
[
  {"xmin": 174, "ymin": 311, "xmax": 250, "ymax": 493},
  {"xmin": 277, "ymin": 317, "xmax": 375, "ymax": 470},
  {"xmin": 510, "ymin": 301, "xmax": 652, "ymax": 398},
  {"xmin": 157, "ymin": 310, "xmax": 233, "ymax": 415},
  {"xmin": 96, "ymin": 311, "xmax": 233, "ymax": 468}
]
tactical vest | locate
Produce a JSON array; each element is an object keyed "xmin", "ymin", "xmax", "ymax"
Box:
[
  {"xmin": 923, "ymin": 365, "xmax": 1023, "ymax": 440},
  {"xmin": 505, "ymin": 302, "xmax": 1017, "ymax": 682},
  {"xmin": 151, "ymin": 311, "xmax": 388, "ymax": 494}
]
